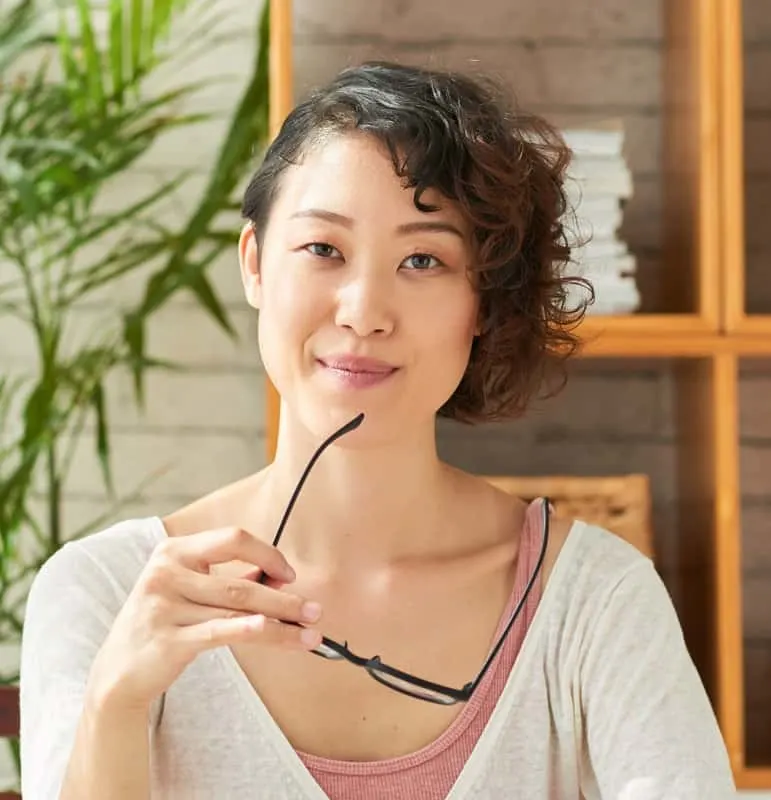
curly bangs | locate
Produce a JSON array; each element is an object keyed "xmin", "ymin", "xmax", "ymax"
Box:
[{"xmin": 241, "ymin": 60, "xmax": 591, "ymax": 423}]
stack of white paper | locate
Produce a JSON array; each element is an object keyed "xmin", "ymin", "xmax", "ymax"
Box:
[{"xmin": 561, "ymin": 121, "xmax": 640, "ymax": 315}]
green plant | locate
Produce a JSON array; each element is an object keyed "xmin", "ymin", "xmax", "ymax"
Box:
[{"xmin": 0, "ymin": 0, "xmax": 270, "ymax": 684}]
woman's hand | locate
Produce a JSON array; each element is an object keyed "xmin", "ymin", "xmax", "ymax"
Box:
[{"xmin": 87, "ymin": 526, "xmax": 322, "ymax": 713}]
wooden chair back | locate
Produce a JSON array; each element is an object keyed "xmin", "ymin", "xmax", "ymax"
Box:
[{"xmin": 484, "ymin": 473, "xmax": 654, "ymax": 557}]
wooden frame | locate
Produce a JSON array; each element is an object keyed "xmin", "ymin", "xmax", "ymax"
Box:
[
  {"xmin": 711, "ymin": 354, "xmax": 745, "ymax": 778},
  {"xmin": 262, "ymin": 1, "xmax": 771, "ymax": 786},
  {"xmin": 716, "ymin": 1, "xmax": 771, "ymax": 782},
  {"xmin": 265, "ymin": 0, "xmax": 294, "ymax": 460},
  {"xmin": 659, "ymin": 0, "xmax": 722, "ymax": 332},
  {"xmin": 718, "ymin": 0, "xmax": 771, "ymax": 337}
]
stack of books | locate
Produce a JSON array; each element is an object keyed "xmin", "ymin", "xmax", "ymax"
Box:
[{"xmin": 562, "ymin": 121, "xmax": 639, "ymax": 315}]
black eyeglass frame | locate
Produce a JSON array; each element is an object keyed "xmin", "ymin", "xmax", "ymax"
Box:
[{"xmin": 259, "ymin": 413, "xmax": 550, "ymax": 705}]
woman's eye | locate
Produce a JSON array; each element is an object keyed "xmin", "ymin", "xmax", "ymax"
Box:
[
  {"xmin": 402, "ymin": 253, "xmax": 441, "ymax": 271},
  {"xmin": 305, "ymin": 242, "xmax": 341, "ymax": 259}
]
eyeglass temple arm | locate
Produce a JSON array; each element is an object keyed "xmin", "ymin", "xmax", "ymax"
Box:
[
  {"xmin": 257, "ymin": 412, "xmax": 365, "ymax": 585},
  {"xmin": 466, "ymin": 497, "xmax": 551, "ymax": 693}
]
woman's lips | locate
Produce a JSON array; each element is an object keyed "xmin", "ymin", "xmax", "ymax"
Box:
[{"xmin": 317, "ymin": 355, "xmax": 398, "ymax": 389}]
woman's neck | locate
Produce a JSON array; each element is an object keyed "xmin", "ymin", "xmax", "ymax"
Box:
[{"xmin": 261, "ymin": 410, "xmax": 459, "ymax": 574}]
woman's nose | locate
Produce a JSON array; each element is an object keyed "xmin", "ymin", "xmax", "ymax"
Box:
[{"xmin": 334, "ymin": 271, "xmax": 395, "ymax": 337}]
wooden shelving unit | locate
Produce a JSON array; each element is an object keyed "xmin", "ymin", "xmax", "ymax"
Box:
[
  {"xmin": 718, "ymin": 0, "xmax": 771, "ymax": 340},
  {"xmin": 714, "ymin": 0, "xmax": 771, "ymax": 788},
  {"xmin": 265, "ymin": 0, "xmax": 770, "ymax": 787}
]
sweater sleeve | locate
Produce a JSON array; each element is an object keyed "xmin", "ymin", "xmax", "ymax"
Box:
[
  {"xmin": 19, "ymin": 540, "xmax": 129, "ymax": 799},
  {"xmin": 577, "ymin": 560, "xmax": 737, "ymax": 800}
]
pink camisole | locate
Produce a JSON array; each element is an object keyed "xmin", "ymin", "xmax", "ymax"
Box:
[{"xmin": 297, "ymin": 498, "xmax": 546, "ymax": 799}]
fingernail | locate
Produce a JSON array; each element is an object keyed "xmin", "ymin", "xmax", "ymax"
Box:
[
  {"xmin": 301, "ymin": 628, "xmax": 321, "ymax": 648},
  {"xmin": 301, "ymin": 601, "xmax": 322, "ymax": 622},
  {"xmin": 247, "ymin": 615, "xmax": 266, "ymax": 632},
  {"xmin": 283, "ymin": 563, "xmax": 297, "ymax": 582}
]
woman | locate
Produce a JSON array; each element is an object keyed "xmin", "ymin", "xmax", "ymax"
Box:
[{"xmin": 20, "ymin": 62, "xmax": 736, "ymax": 799}]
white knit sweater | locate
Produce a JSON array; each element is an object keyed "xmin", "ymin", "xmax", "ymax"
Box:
[{"xmin": 20, "ymin": 516, "xmax": 737, "ymax": 799}]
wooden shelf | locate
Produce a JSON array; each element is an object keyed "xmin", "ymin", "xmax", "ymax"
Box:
[
  {"xmin": 579, "ymin": 330, "xmax": 718, "ymax": 357},
  {"xmin": 726, "ymin": 333, "xmax": 771, "ymax": 354},
  {"xmin": 735, "ymin": 768, "xmax": 771, "ymax": 791},
  {"xmin": 728, "ymin": 317, "xmax": 771, "ymax": 336},
  {"xmin": 579, "ymin": 328, "xmax": 771, "ymax": 357},
  {"xmin": 578, "ymin": 314, "xmax": 714, "ymax": 337},
  {"xmin": 576, "ymin": 315, "xmax": 718, "ymax": 357},
  {"xmin": 265, "ymin": 0, "xmax": 771, "ymax": 784}
]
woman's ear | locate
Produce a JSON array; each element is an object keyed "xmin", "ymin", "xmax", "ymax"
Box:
[{"xmin": 238, "ymin": 222, "xmax": 261, "ymax": 309}]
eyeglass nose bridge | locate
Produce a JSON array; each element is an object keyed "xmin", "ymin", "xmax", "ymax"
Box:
[{"xmin": 312, "ymin": 641, "xmax": 474, "ymax": 706}]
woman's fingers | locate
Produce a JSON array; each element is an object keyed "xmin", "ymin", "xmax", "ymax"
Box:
[
  {"xmin": 87, "ymin": 527, "xmax": 322, "ymax": 712},
  {"xmin": 159, "ymin": 527, "xmax": 297, "ymax": 584},
  {"xmin": 177, "ymin": 613, "xmax": 322, "ymax": 651},
  {"xmin": 174, "ymin": 569, "xmax": 323, "ymax": 626}
]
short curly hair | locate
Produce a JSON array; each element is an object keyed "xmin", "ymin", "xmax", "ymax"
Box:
[{"xmin": 241, "ymin": 61, "xmax": 591, "ymax": 424}]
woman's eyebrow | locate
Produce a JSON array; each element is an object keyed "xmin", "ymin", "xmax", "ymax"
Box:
[
  {"xmin": 290, "ymin": 208, "xmax": 353, "ymax": 227},
  {"xmin": 396, "ymin": 220, "xmax": 465, "ymax": 239},
  {"xmin": 290, "ymin": 208, "xmax": 464, "ymax": 239}
]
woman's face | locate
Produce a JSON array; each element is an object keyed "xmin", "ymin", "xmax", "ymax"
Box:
[{"xmin": 239, "ymin": 133, "xmax": 480, "ymax": 444}]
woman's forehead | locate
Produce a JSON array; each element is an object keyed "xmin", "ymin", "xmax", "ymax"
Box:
[{"xmin": 273, "ymin": 134, "xmax": 469, "ymax": 233}]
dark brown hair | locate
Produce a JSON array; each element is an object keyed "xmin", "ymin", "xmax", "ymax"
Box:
[{"xmin": 241, "ymin": 61, "xmax": 592, "ymax": 423}]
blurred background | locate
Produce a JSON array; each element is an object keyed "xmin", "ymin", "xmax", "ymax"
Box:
[{"xmin": 0, "ymin": 0, "xmax": 769, "ymax": 794}]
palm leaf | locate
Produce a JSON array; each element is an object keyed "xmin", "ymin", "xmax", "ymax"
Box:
[
  {"xmin": 89, "ymin": 381, "xmax": 113, "ymax": 496},
  {"xmin": 0, "ymin": 0, "xmax": 50, "ymax": 74},
  {"xmin": 127, "ymin": 0, "xmax": 270, "ymax": 401},
  {"xmin": 74, "ymin": 0, "xmax": 105, "ymax": 112},
  {"xmin": 107, "ymin": 0, "xmax": 125, "ymax": 100}
]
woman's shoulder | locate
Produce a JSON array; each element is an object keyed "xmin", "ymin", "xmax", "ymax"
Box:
[
  {"xmin": 542, "ymin": 516, "xmax": 661, "ymax": 620},
  {"xmin": 32, "ymin": 515, "xmax": 166, "ymax": 605},
  {"xmin": 561, "ymin": 518, "xmax": 651, "ymax": 571}
]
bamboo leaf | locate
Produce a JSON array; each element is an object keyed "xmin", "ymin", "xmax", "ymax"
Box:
[
  {"xmin": 122, "ymin": 311, "xmax": 146, "ymax": 406},
  {"xmin": 90, "ymin": 381, "xmax": 113, "ymax": 496},
  {"xmin": 75, "ymin": 0, "xmax": 106, "ymax": 113},
  {"xmin": 57, "ymin": 169, "xmax": 195, "ymax": 289},
  {"xmin": 149, "ymin": 0, "xmax": 175, "ymax": 51},
  {"xmin": 131, "ymin": 1, "xmax": 269, "ymax": 331},
  {"xmin": 108, "ymin": 0, "xmax": 125, "ymax": 101},
  {"xmin": 63, "ymin": 241, "xmax": 164, "ymax": 302},
  {"xmin": 57, "ymin": 8, "xmax": 83, "ymax": 115},
  {"xmin": 130, "ymin": 0, "xmax": 143, "ymax": 80},
  {"xmin": 21, "ymin": 382, "xmax": 53, "ymax": 451},
  {"xmin": 185, "ymin": 267, "xmax": 234, "ymax": 336},
  {"xmin": 0, "ymin": 0, "xmax": 47, "ymax": 74}
]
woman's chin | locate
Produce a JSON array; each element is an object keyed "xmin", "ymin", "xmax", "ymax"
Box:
[{"xmin": 289, "ymin": 401, "xmax": 409, "ymax": 450}]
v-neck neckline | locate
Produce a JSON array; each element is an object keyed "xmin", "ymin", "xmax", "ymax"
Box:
[{"xmin": 209, "ymin": 519, "xmax": 585, "ymax": 799}]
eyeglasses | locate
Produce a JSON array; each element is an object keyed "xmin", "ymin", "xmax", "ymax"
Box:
[{"xmin": 259, "ymin": 413, "xmax": 549, "ymax": 705}]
